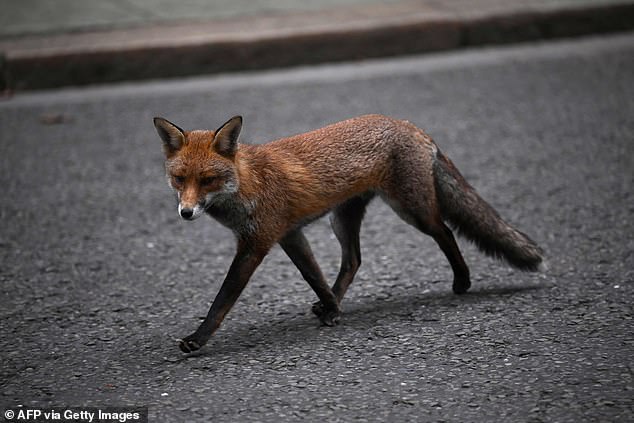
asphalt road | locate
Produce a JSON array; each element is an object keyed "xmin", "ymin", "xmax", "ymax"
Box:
[{"xmin": 1, "ymin": 33, "xmax": 632, "ymax": 422}]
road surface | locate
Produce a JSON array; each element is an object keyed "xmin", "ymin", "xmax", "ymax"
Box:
[{"xmin": 1, "ymin": 33, "xmax": 632, "ymax": 422}]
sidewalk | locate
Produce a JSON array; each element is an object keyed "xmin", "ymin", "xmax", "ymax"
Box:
[{"xmin": 1, "ymin": 0, "xmax": 633, "ymax": 91}]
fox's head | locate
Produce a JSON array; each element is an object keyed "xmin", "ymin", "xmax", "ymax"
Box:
[{"xmin": 153, "ymin": 116, "xmax": 242, "ymax": 221}]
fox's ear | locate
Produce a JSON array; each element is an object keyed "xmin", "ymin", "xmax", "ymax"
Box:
[
  {"xmin": 213, "ymin": 116, "xmax": 242, "ymax": 157},
  {"xmin": 153, "ymin": 117, "xmax": 185, "ymax": 155}
]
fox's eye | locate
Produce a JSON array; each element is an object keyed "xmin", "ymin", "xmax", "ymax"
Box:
[
  {"xmin": 200, "ymin": 176, "xmax": 217, "ymax": 186},
  {"xmin": 173, "ymin": 176, "xmax": 185, "ymax": 185}
]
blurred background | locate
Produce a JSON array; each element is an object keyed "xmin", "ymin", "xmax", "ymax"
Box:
[{"xmin": 1, "ymin": 0, "xmax": 633, "ymax": 91}]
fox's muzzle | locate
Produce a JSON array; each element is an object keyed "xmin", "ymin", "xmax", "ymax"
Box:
[
  {"xmin": 180, "ymin": 207, "xmax": 194, "ymax": 220},
  {"xmin": 178, "ymin": 203, "xmax": 205, "ymax": 221}
]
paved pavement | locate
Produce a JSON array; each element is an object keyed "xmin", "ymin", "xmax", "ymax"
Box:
[
  {"xmin": 1, "ymin": 0, "xmax": 634, "ymax": 90},
  {"xmin": 0, "ymin": 33, "xmax": 632, "ymax": 422}
]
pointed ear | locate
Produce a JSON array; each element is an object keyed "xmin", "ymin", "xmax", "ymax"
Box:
[
  {"xmin": 153, "ymin": 117, "xmax": 185, "ymax": 156},
  {"xmin": 212, "ymin": 116, "xmax": 242, "ymax": 157}
]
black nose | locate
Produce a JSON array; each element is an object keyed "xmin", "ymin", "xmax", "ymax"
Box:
[{"xmin": 180, "ymin": 208, "xmax": 194, "ymax": 219}]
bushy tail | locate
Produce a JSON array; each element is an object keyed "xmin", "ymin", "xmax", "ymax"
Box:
[{"xmin": 433, "ymin": 150, "xmax": 544, "ymax": 271}]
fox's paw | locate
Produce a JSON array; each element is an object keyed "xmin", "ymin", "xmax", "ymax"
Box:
[
  {"xmin": 312, "ymin": 301, "xmax": 341, "ymax": 327},
  {"xmin": 452, "ymin": 277, "xmax": 471, "ymax": 295},
  {"xmin": 178, "ymin": 334, "xmax": 204, "ymax": 353}
]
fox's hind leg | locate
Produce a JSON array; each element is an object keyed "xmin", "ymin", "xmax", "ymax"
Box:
[
  {"xmin": 383, "ymin": 193, "xmax": 471, "ymax": 294},
  {"xmin": 424, "ymin": 219, "xmax": 471, "ymax": 294}
]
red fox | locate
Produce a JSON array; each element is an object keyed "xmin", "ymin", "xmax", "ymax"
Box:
[{"xmin": 152, "ymin": 114, "xmax": 544, "ymax": 353}]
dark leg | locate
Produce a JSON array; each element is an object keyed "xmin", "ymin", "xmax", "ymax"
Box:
[
  {"xmin": 411, "ymin": 215, "xmax": 471, "ymax": 294},
  {"xmin": 279, "ymin": 229, "xmax": 340, "ymax": 326},
  {"xmin": 384, "ymin": 192, "xmax": 471, "ymax": 295},
  {"xmin": 179, "ymin": 241, "xmax": 268, "ymax": 353},
  {"xmin": 429, "ymin": 221, "xmax": 471, "ymax": 294},
  {"xmin": 329, "ymin": 195, "xmax": 372, "ymax": 302}
]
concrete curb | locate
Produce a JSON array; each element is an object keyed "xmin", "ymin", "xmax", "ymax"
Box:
[{"xmin": 2, "ymin": 2, "xmax": 634, "ymax": 91}]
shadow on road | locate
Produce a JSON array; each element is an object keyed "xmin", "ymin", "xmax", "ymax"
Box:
[{"xmin": 172, "ymin": 283, "xmax": 547, "ymax": 360}]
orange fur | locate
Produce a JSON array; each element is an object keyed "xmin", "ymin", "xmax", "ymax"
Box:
[{"xmin": 152, "ymin": 114, "xmax": 544, "ymax": 353}]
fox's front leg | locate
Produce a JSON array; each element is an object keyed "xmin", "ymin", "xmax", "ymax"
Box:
[
  {"xmin": 279, "ymin": 229, "xmax": 341, "ymax": 326},
  {"xmin": 179, "ymin": 242, "xmax": 267, "ymax": 353}
]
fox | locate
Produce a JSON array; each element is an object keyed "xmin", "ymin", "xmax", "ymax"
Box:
[{"xmin": 152, "ymin": 114, "xmax": 544, "ymax": 353}]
